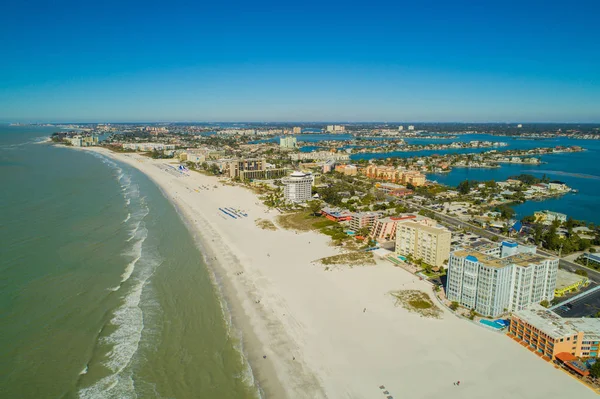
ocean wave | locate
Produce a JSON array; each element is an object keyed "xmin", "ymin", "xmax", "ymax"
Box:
[
  {"xmin": 78, "ymin": 242, "xmax": 162, "ymax": 399},
  {"xmin": 121, "ymin": 224, "xmax": 147, "ymax": 283},
  {"xmin": 122, "ymin": 213, "xmax": 131, "ymax": 223}
]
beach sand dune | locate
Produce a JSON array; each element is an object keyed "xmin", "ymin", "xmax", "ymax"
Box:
[{"xmin": 85, "ymin": 148, "xmax": 596, "ymax": 399}]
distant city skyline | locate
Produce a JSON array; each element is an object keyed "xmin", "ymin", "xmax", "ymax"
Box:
[{"xmin": 1, "ymin": 1, "xmax": 599, "ymax": 123}]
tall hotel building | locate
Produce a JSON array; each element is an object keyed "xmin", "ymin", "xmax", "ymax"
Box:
[
  {"xmin": 282, "ymin": 171, "xmax": 313, "ymax": 203},
  {"xmin": 395, "ymin": 220, "xmax": 451, "ymax": 267},
  {"xmin": 446, "ymin": 241, "xmax": 558, "ymax": 317}
]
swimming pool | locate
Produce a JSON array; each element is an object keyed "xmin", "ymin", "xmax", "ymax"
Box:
[
  {"xmin": 479, "ymin": 319, "xmax": 506, "ymax": 330},
  {"xmin": 397, "ymin": 255, "xmax": 407, "ymax": 261}
]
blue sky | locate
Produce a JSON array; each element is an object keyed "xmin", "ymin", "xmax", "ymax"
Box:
[{"xmin": 1, "ymin": 0, "xmax": 599, "ymax": 122}]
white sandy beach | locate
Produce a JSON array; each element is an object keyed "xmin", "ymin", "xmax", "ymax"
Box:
[{"xmin": 84, "ymin": 148, "xmax": 596, "ymax": 399}]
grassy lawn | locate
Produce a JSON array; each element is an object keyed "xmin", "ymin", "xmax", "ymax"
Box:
[
  {"xmin": 391, "ymin": 290, "xmax": 442, "ymax": 319},
  {"xmin": 255, "ymin": 218, "xmax": 278, "ymax": 231}
]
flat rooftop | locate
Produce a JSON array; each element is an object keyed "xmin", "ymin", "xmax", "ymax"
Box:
[
  {"xmin": 397, "ymin": 220, "xmax": 450, "ymax": 235},
  {"xmin": 464, "ymin": 239, "xmax": 499, "ymax": 253},
  {"xmin": 452, "ymin": 250, "xmax": 549, "ymax": 269},
  {"xmin": 514, "ymin": 304, "xmax": 600, "ymax": 340},
  {"xmin": 556, "ymin": 269, "xmax": 588, "ymax": 290}
]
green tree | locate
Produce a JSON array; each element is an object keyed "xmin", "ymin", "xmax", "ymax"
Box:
[
  {"xmin": 540, "ymin": 300, "xmax": 550, "ymax": 308},
  {"xmin": 450, "ymin": 301, "xmax": 459, "ymax": 311},
  {"xmin": 307, "ymin": 200, "xmax": 323, "ymax": 216},
  {"xmin": 590, "ymin": 362, "xmax": 600, "ymax": 378}
]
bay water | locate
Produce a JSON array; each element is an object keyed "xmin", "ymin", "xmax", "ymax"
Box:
[{"xmin": 0, "ymin": 125, "xmax": 259, "ymax": 398}]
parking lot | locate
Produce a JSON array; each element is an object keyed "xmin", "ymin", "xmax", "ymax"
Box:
[{"xmin": 553, "ymin": 284, "xmax": 600, "ymax": 318}]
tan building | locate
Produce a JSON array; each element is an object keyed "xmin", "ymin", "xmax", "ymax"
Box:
[
  {"xmin": 369, "ymin": 215, "xmax": 417, "ymax": 242},
  {"xmin": 334, "ymin": 164, "xmax": 358, "ymax": 176},
  {"xmin": 509, "ymin": 304, "xmax": 600, "ymax": 360},
  {"xmin": 292, "ymin": 126, "xmax": 302, "ymax": 134},
  {"xmin": 220, "ymin": 158, "xmax": 266, "ymax": 179},
  {"xmin": 349, "ymin": 212, "xmax": 380, "ymax": 233},
  {"xmin": 363, "ymin": 165, "xmax": 426, "ymax": 186},
  {"xmin": 395, "ymin": 220, "xmax": 451, "ymax": 267}
]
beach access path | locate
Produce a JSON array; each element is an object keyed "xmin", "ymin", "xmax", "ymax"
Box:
[{"xmin": 84, "ymin": 148, "xmax": 596, "ymax": 399}]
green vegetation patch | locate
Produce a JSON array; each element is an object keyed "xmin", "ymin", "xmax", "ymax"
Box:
[
  {"xmin": 255, "ymin": 218, "xmax": 277, "ymax": 231},
  {"xmin": 317, "ymin": 251, "xmax": 375, "ymax": 267},
  {"xmin": 391, "ymin": 290, "xmax": 442, "ymax": 319},
  {"xmin": 276, "ymin": 211, "xmax": 320, "ymax": 231}
]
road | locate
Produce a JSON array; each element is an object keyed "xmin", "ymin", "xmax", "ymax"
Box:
[
  {"xmin": 553, "ymin": 284, "xmax": 600, "ymax": 318},
  {"xmin": 406, "ymin": 200, "xmax": 600, "ymax": 283}
]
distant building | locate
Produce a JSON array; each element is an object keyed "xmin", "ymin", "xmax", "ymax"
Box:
[
  {"xmin": 376, "ymin": 182, "xmax": 413, "ymax": 197},
  {"xmin": 364, "ymin": 165, "xmax": 426, "ymax": 186},
  {"xmin": 292, "ymin": 126, "xmax": 302, "ymax": 134},
  {"xmin": 282, "ymin": 171, "xmax": 313, "ymax": 203},
  {"xmin": 220, "ymin": 158, "xmax": 266, "ymax": 179},
  {"xmin": 534, "ymin": 210, "xmax": 567, "ymax": 224},
  {"xmin": 68, "ymin": 135, "xmax": 98, "ymax": 147},
  {"xmin": 334, "ymin": 164, "xmax": 358, "ymax": 176},
  {"xmin": 517, "ymin": 124, "xmax": 523, "ymax": 128},
  {"xmin": 326, "ymin": 125, "xmax": 345, "ymax": 133},
  {"xmin": 395, "ymin": 219, "xmax": 451, "ymax": 267},
  {"xmin": 322, "ymin": 160, "xmax": 336, "ymax": 173},
  {"xmin": 509, "ymin": 304, "xmax": 600, "ymax": 360},
  {"xmin": 408, "ymin": 125, "xmax": 415, "ymax": 131},
  {"xmin": 446, "ymin": 241, "xmax": 558, "ymax": 317},
  {"xmin": 122, "ymin": 142, "xmax": 175, "ymax": 151},
  {"xmin": 398, "ymin": 125, "xmax": 404, "ymax": 131},
  {"xmin": 349, "ymin": 212, "xmax": 380, "ymax": 232},
  {"xmin": 180, "ymin": 148, "xmax": 208, "ymax": 163},
  {"xmin": 279, "ymin": 136, "xmax": 298, "ymax": 149},
  {"xmin": 290, "ymin": 151, "xmax": 350, "ymax": 162}
]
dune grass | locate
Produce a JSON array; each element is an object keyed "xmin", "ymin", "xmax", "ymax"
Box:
[
  {"xmin": 391, "ymin": 290, "xmax": 442, "ymax": 319},
  {"xmin": 255, "ymin": 218, "xmax": 278, "ymax": 231},
  {"xmin": 317, "ymin": 251, "xmax": 375, "ymax": 267}
]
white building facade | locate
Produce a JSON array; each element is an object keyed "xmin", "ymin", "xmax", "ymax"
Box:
[
  {"xmin": 282, "ymin": 171, "xmax": 313, "ymax": 203},
  {"xmin": 446, "ymin": 242, "xmax": 558, "ymax": 317}
]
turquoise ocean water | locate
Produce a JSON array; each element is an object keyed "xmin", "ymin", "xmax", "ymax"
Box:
[{"xmin": 0, "ymin": 125, "xmax": 259, "ymax": 398}]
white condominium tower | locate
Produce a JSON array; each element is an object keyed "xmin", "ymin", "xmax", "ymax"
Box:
[
  {"xmin": 446, "ymin": 241, "xmax": 558, "ymax": 317},
  {"xmin": 282, "ymin": 171, "xmax": 313, "ymax": 203}
]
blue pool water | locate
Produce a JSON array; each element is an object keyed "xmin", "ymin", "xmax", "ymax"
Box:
[{"xmin": 480, "ymin": 319, "xmax": 507, "ymax": 329}]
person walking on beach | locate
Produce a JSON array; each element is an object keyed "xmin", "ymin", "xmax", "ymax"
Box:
[{"xmin": 457, "ymin": 381, "xmax": 460, "ymax": 386}]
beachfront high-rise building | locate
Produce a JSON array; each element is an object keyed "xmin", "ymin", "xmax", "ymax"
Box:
[
  {"xmin": 221, "ymin": 158, "xmax": 267, "ymax": 179},
  {"xmin": 279, "ymin": 136, "xmax": 298, "ymax": 149},
  {"xmin": 292, "ymin": 126, "xmax": 302, "ymax": 134},
  {"xmin": 509, "ymin": 304, "xmax": 600, "ymax": 360},
  {"xmin": 446, "ymin": 242, "xmax": 558, "ymax": 317},
  {"xmin": 395, "ymin": 220, "xmax": 451, "ymax": 267},
  {"xmin": 282, "ymin": 171, "xmax": 313, "ymax": 203},
  {"xmin": 349, "ymin": 212, "xmax": 380, "ymax": 233}
]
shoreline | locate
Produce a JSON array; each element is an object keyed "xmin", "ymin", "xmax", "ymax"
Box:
[{"xmin": 74, "ymin": 146, "xmax": 597, "ymax": 398}]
